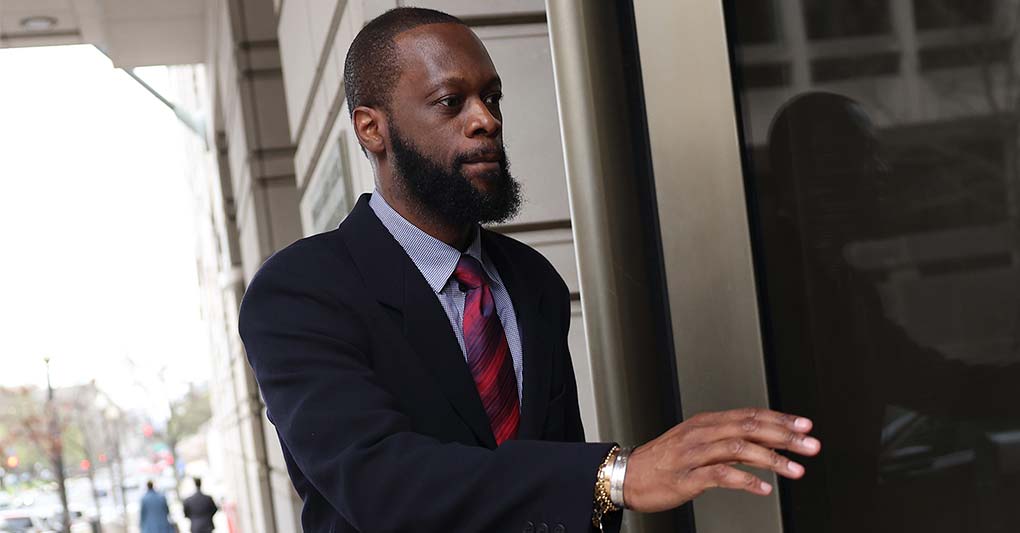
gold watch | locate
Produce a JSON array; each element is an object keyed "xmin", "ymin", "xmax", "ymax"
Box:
[{"xmin": 592, "ymin": 445, "xmax": 621, "ymax": 530}]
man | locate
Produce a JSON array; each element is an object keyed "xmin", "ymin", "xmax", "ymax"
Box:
[
  {"xmin": 182, "ymin": 478, "xmax": 218, "ymax": 533},
  {"xmin": 139, "ymin": 481, "xmax": 173, "ymax": 533},
  {"xmin": 239, "ymin": 7, "xmax": 821, "ymax": 532}
]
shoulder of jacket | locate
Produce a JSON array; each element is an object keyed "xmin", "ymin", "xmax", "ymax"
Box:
[{"xmin": 262, "ymin": 228, "xmax": 346, "ymax": 272}]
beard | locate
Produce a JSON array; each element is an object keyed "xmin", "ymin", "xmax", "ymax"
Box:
[{"xmin": 388, "ymin": 122, "xmax": 522, "ymax": 226}]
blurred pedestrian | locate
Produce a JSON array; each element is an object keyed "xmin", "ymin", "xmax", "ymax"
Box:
[
  {"xmin": 182, "ymin": 478, "xmax": 218, "ymax": 533},
  {"xmin": 139, "ymin": 480, "xmax": 173, "ymax": 533}
]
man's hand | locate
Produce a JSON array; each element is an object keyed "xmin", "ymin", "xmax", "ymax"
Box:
[{"xmin": 623, "ymin": 408, "xmax": 821, "ymax": 512}]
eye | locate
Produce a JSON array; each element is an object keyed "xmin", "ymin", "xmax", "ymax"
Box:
[
  {"xmin": 437, "ymin": 95, "xmax": 464, "ymax": 108},
  {"xmin": 484, "ymin": 92, "xmax": 503, "ymax": 106}
]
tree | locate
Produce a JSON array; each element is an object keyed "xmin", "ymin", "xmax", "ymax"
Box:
[
  {"xmin": 63, "ymin": 383, "xmax": 111, "ymax": 533},
  {"xmin": 0, "ymin": 385, "xmax": 75, "ymax": 533},
  {"xmin": 0, "ymin": 381, "xmax": 137, "ymax": 533},
  {"xmin": 163, "ymin": 384, "xmax": 212, "ymax": 499},
  {"xmin": 124, "ymin": 357, "xmax": 212, "ymax": 500}
]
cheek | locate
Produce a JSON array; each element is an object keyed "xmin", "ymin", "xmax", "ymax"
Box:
[
  {"xmin": 392, "ymin": 114, "xmax": 465, "ymax": 167},
  {"xmin": 432, "ymin": 146, "xmax": 459, "ymax": 170}
]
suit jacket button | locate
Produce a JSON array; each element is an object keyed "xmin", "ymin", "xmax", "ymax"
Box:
[
  {"xmin": 537, "ymin": 524, "xmax": 549, "ymax": 533},
  {"xmin": 553, "ymin": 525, "xmax": 566, "ymax": 533},
  {"xmin": 523, "ymin": 521, "xmax": 534, "ymax": 533}
]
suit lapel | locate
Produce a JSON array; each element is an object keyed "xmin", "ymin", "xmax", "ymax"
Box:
[
  {"xmin": 341, "ymin": 194, "xmax": 497, "ymax": 448},
  {"xmin": 483, "ymin": 232, "xmax": 553, "ymax": 440}
]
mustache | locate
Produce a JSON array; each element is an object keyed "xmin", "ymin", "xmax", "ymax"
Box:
[{"xmin": 454, "ymin": 145, "xmax": 507, "ymax": 166}]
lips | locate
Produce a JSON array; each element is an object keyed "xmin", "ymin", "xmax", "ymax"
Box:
[{"xmin": 462, "ymin": 153, "xmax": 500, "ymax": 164}]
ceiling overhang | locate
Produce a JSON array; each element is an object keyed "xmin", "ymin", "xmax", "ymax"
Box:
[{"xmin": 0, "ymin": 0, "xmax": 205, "ymax": 67}]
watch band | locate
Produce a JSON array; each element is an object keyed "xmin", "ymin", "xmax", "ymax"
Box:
[{"xmin": 592, "ymin": 445, "xmax": 621, "ymax": 531}]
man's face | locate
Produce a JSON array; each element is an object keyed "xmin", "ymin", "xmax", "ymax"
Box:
[{"xmin": 385, "ymin": 23, "xmax": 521, "ymax": 225}]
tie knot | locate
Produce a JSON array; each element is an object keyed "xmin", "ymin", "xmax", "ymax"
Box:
[{"xmin": 453, "ymin": 255, "xmax": 487, "ymax": 290}]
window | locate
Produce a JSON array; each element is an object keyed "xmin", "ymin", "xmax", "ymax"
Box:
[
  {"xmin": 914, "ymin": 0, "xmax": 994, "ymax": 30},
  {"xmin": 803, "ymin": 0, "xmax": 892, "ymax": 40},
  {"xmin": 726, "ymin": 0, "xmax": 1020, "ymax": 531}
]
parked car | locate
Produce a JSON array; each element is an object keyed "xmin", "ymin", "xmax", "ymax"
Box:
[
  {"xmin": 43, "ymin": 509, "xmax": 94, "ymax": 533},
  {"xmin": 0, "ymin": 511, "xmax": 52, "ymax": 533}
]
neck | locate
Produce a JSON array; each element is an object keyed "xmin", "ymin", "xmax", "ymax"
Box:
[{"xmin": 378, "ymin": 183, "xmax": 474, "ymax": 251}]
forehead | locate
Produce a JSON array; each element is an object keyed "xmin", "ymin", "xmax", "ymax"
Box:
[{"xmin": 392, "ymin": 23, "xmax": 498, "ymax": 88}]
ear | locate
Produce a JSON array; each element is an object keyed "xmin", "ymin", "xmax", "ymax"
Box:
[{"xmin": 352, "ymin": 106, "xmax": 387, "ymax": 156}]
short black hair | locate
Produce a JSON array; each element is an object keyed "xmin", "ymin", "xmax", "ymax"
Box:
[
  {"xmin": 193, "ymin": 477, "xmax": 202, "ymax": 489},
  {"xmin": 343, "ymin": 7, "xmax": 466, "ymax": 119},
  {"xmin": 146, "ymin": 480, "xmax": 154, "ymax": 490}
]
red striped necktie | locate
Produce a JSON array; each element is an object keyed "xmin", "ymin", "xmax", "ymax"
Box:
[{"xmin": 453, "ymin": 255, "xmax": 520, "ymax": 445}]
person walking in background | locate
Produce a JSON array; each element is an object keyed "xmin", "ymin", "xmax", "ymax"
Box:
[
  {"xmin": 182, "ymin": 478, "xmax": 218, "ymax": 533},
  {"xmin": 139, "ymin": 481, "xmax": 173, "ymax": 533}
]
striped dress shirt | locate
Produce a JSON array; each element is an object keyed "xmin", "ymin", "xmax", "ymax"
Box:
[{"xmin": 369, "ymin": 191, "xmax": 525, "ymax": 400}]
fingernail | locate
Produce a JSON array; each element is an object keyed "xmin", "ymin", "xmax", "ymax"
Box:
[
  {"xmin": 760, "ymin": 482, "xmax": 772, "ymax": 494},
  {"xmin": 787, "ymin": 461, "xmax": 804, "ymax": 476},
  {"xmin": 794, "ymin": 417, "xmax": 811, "ymax": 430},
  {"xmin": 802, "ymin": 437, "xmax": 820, "ymax": 451}
]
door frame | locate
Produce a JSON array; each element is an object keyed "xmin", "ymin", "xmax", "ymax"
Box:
[{"xmin": 630, "ymin": 1, "xmax": 784, "ymax": 532}]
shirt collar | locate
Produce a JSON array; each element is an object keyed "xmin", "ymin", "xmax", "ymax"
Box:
[{"xmin": 369, "ymin": 190, "xmax": 503, "ymax": 293}]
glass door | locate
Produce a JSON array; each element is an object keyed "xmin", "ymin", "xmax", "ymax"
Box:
[{"xmin": 726, "ymin": 1, "xmax": 1020, "ymax": 531}]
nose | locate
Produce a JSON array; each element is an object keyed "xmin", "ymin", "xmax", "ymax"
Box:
[{"xmin": 464, "ymin": 97, "xmax": 501, "ymax": 138}]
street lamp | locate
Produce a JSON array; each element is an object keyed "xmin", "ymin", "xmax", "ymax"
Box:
[
  {"xmin": 44, "ymin": 357, "xmax": 71, "ymax": 533},
  {"xmin": 44, "ymin": 357, "xmax": 52, "ymax": 400},
  {"xmin": 101, "ymin": 398, "xmax": 130, "ymax": 528}
]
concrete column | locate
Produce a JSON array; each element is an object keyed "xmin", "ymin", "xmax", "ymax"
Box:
[{"xmin": 205, "ymin": 0, "xmax": 304, "ymax": 531}]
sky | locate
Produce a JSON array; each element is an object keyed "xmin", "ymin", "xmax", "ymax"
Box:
[{"xmin": 0, "ymin": 45, "xmax": 211, "ymax": 420}]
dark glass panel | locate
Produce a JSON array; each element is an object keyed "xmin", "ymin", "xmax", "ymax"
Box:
[
  {"xmin": 914, "ymin": 0, "xmax": 994, "ymax": 30},
  {"xmin": 919, "ymin": 40, "xmax": 1012, "ymax": 71},
  {"xmin": 740, "ymin": 62, "xmax": 791, "ymax": 89},
  {"xmin": 811, "ymin": 52, "xmax": 900, "ymax": 82},
  {"xmin": 726, "ymin": 1, "xmax": 1020, "ymax": 531},
  {"xmin": 731, "ymin": 0, "xmax": 781, "ymax": 44},
  {"xmin": 803, "ymin": 0, "xmax": 892, "ymax": 40}
]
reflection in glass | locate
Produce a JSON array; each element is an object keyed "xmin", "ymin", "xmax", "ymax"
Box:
[
  {"xmin": 803, "ymin": 0, "xmax": 892, "ymax": 40},
  {"xmin": 731, "ymin": 0, "xmax": 781, "ymax": 44},
  {"xmin": 727, "ymin": 1, "xmax": 1020, "ymax": 532},
  {"xmin": 913, "ymin": 0, "xmax": 994, "ymax": 30}
]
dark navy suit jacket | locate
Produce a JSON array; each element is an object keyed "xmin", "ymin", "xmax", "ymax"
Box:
[{"xmin": 239, "ymin": 194, "xmax": 620, "ymax": 532}]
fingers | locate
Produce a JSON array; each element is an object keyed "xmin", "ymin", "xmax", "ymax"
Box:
[
  {"xmin": 686, "ymin": 409, "xmax": 821, "ymax": 457},
  {"xmin": 625, "ymin": 408, "xmax": 821, "ymax": 512},
  {"xmin": 696, "ymin": 408, "xmax": 812, "ymax": 433},
  {"xmin": 697, "ymin": 418, "xmax": 821, "ymax": 457},
  {"xmin": 690, "ymin": 464, "xmax": 773, "ymax": 496},
  {"xmin": 689, "ymin": 438, "xmax": 806, "ymax": 479}
]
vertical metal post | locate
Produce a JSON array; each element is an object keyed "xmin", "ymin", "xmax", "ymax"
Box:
[
  {"xmin": 628, "ymin": 1, "xmax": 784, "ymax": 532},
  {"xmin": 545, "ymin": 1, "xmax": 688, "ymax": 531}
]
